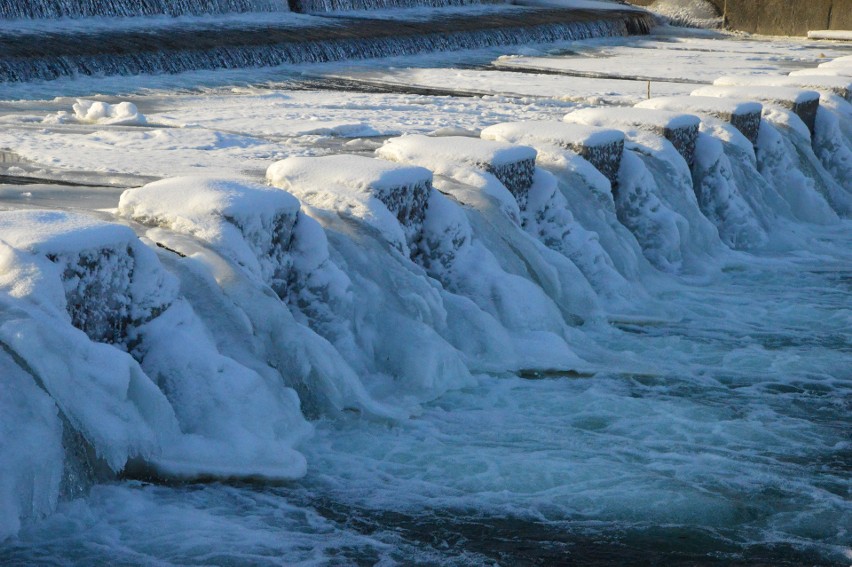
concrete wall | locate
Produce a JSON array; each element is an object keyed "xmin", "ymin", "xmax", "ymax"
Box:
[{"xmin": 627, "ymin": 0, "xmax": 852, "ymax": 36}]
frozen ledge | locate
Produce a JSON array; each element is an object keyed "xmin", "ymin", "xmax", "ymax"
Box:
[
  {"xmin": 636, "ymin": 96, "xmax": 762, "ymax": 146},
  {"xmin": 267, "ymin": 154, "xmax": 433, "ymax": 252},
  {"xmin": 716, "ymin": 74, "xmax": 852, "ymax": 104},
  {"xmin": 378, "ymin": 135, "xmax": 537, "ymax": 210},
  {"xmin": 480, "ymin": 120, "xmax": 624, "ymax": 189},
  {"xmin": 691, "ymin": 85, "xmax": 820, "ymax": 136},
  {"xmin": 564, "ymin": 107, "xmax": 700, "ymax": 168}
]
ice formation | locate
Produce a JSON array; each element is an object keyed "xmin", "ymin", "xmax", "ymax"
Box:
[
  {"xmin": 565, "ymin": 108, "xmax": 725, "ymax": 267},
  {"xmin": 45, "ymin": 100, "xmax": 147, "ymax": 126},
  {"xmin": 0, "ymin": 209, "xmax": 311, "ymax": 534}
]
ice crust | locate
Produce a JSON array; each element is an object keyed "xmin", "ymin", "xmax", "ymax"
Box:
[
  {"xmin": 377, "ymin": 134, "xmax": 537, "ymax": 211},
  {"xmin": 565, "ymin": 107, "xmax": 700, "ymax": 167},
  {"xmin": 480, "ymin": 121, "xmax": 625, "ymax": 187},
  {"xmin": 0, "ymin": 209, "xmax": 313, "ymax": 537},
  {"xmin": 266, "ymin": 155, "xmax": 432, "ymax": 256}
]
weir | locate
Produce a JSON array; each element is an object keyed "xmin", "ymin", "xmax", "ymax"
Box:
[
  {"xmin": 291, "ymin": 0, "xmax": 490, "ymax": 13},
  {"xmin": 0, "ymin": 7, "xmax": 654, "ymax": 83},
  {"xmin": 0, "ymin": 0, "xmax": 288, "ymax": 19}
]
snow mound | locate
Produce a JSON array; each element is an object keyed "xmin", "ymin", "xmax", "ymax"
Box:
[
  {"xmin": 692, "ymin": 85, "xmax": 821, "ymax": 135},
  {"xmin": 0, "ymin": 209, "xmax": 311, "ymax": 492},
  {"xmin": 565, "ymin": 107, "xmax": 700, "ymax": 167},
  {"xmin": 818, "ymin": 55, "xmax": 852, "ymax": 69},
  {"xmin": 0, "ymin": 209, "xmax": 174, "ymax": 345},
  {"xmin": 481, "ymin": 121, "xmax": 624, "ymax": 187},
  {"xmin": 565, "ymin": 107, "xmax": 700, "ymax": 132},
  {"xmin": 636, "ymin": 96, "xmax": 762, "ymax": 145},
  {"xmin": 119, "ymin": 176, "xmax": 388, "ymax": 419},
  {"xmin": 46, "ymin": 99, "xmax": 147, "ymax": 126},
  {"xmin": 636, "ymin": 96, "xmax": 762, "ymax": 119},
  {"xmin": 377, "ymin": 134, "xmax": 537, "ymax": 210},
  {"xmin": 642, "ymin": 0, "xmax": 722, "ymax": 29},
  {"xmin": 481, "ymin": 120, "xmax": 624, "ymax": 149},
  {"xmin": 715, "ymin": 75, "xmax": 852, "ymax": 103},
  {"xmin": 789, "ymin": 68, "xmax": 852, "ymax": 78},
  {"xmin": 266, "ymin": 155, "xmax": 432, "ymax": 254},
  {"xmin": 119, "ymin": 177, "xmax": 301, "ymax": 292}
]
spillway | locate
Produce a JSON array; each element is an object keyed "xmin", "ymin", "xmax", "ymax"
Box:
[
  {"xmin": 0, "ymin": 6, "xmax": 653, "ymax": 83},
  {"xmin": 0, "ymin": 0, "xmax": 289, "ymax": 19}
]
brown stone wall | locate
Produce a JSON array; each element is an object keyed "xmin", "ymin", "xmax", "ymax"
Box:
[{"xmin": 626, "ymin": 0, "xmax": 852, "ymax": 36}]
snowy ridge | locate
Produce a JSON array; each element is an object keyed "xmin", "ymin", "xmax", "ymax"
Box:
[
  {"xmin": 635, "ymin": 96, "xmax": 762, "ymax": 146},
  {"xmin": 267, "ymin": 155, "xmax": 432, "ymax": 255},
  {"xmin": 715, "ymin": 75, "xmax": 852, "ymax": 104}
]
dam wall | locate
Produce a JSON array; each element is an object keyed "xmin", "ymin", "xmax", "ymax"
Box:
[{"xmin": 628, "ymin": 0, "xmax": 852, "ymax": 36}]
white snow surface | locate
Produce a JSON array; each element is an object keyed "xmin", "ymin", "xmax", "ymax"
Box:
[
  {"xmin": 266, "ymin": 154, "xmax": 432, "ymax": 194},
  {"xmin": 119, "ymin": 176, "xmax": 301, "ymax": 285},
  {"xmin": 378, "ymin": 134, "xmax": 536, "ymax": 169},
  {"xmin": 807, "ymin": 30, "xmax": 852, "ymax": 41},
  {"xmin": 45, "ymin": 100, "xmax": 147, "ymax": 126},
  {"xmin": 819, "ymin": 54, "xmax": 852, "ymax": 68},
  {"xmin": 715, "ymin": 75, "xmax": 851, "ymax": 97},
  {"xmin": 789, "ymin": 67, "xmax": 852, "ymax": 78},
  {"xmin": 480, "ymin": 120, "xmax": 624, "ymax": 148},
  {"xmin": 564, "ymin": 107, "xmax": 700, "ymax": 131},
  {"xmin": 636, "ymin": 96, "xmax": 762, "ymax": 117},
  {"xmin": 267, "ymin": 156, "xmax": 414, "ymax": 255},
  {"xmin": 0, "ymin": 209, "xmax": 141, "ymax": 255},
  {"xmin": 376, "ymin": 134, "xmax": 535, "ymax": 222},
  {"xmin": 692, "ymin": 85, "xmax": 821, "ymax": 106}
]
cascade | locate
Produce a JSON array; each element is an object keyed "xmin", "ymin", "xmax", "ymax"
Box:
[
  {"xmin": 0, "ymin": 0, "xmax": 288, "ymax": 19},
  {"xmin": 290, "ymin": 0, "xmax": 490, "ymax": 13},
  {"xmin": 0, "ymin": 10, "xmax": 655, "ymax": 83}
]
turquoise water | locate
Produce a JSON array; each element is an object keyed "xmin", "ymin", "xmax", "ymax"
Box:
[{"xmin": 3, "ymin": 226, "xmax": 850, "ymax": 565}]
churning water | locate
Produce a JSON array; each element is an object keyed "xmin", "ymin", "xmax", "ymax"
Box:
[{"xmin": 2, "ymin": 226, "xmax": 850, "ymax": 565}]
